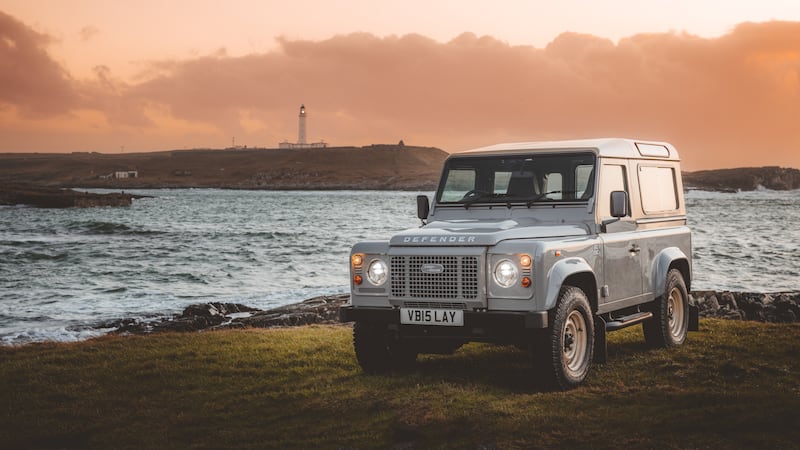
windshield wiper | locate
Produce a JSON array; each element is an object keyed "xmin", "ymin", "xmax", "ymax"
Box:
[
  {"xmin": 525, "ymin": 190, "xmax": 579, "ymax": 208},
  {"xmin": 460, "ymin": 190, "xmax": 492, "ymax": 208}
]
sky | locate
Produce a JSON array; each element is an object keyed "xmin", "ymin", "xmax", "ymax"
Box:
[{"xmin": 1, "ymin": 1, "xmax": 800, "ymax": 170}]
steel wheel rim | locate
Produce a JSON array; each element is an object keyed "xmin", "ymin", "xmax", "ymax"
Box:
[
  {"xmin": 564, "ymin": 310, "xmax": 588, "ymax": 373},
  {"xmin": 667, "ymin": 287, "xmax": 686, "ymax": 339}
]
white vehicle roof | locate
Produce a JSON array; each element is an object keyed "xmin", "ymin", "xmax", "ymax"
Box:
[{"xmin": 456, "ymin": 138, "xmax": 680, "ymax": 161}]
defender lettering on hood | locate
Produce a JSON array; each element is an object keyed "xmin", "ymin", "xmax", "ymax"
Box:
[{"xmin": 402, "ymin": 235, "xmax": 477, "ymax": 244}]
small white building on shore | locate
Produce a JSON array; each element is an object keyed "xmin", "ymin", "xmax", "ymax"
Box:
[{"xmin": 114, "ymin": 171, "xmax": 138, "ymax": 179}]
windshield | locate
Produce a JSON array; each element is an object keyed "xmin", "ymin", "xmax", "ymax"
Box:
[{"xmin": 436, "ymin": 152, "xmax": 596, "ymax": 205}]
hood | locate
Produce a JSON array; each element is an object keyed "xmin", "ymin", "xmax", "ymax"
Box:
[{"xmin": 390, "ymin": 219, "xmax": 589, "ymax": 246}]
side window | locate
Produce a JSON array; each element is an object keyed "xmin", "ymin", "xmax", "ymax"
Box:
[
  {"xmin": 544, "ymin": 172, "xmax": 563, "ymax": 199},
  {"xmin": 575, "ymin": 165, "xmax": 594, "ymax": 199},
  {"xmin": 598, "ymin": 164, "xmax": 628, "ymax": 217},
  {"xmin": 638, "ymin": 166, "xmax": 678, "ymax": 213},
  {"xmin": 493, "ymin": 171, "xmax": 512, "ymax": 194},
  {"xmin": 440, "ymin": 169, "xmax": 476, "ymax": 202}
]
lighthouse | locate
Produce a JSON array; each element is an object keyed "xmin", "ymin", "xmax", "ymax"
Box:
[
  {"xmin": 298, "ymin": 104, "xmax": 307, "ymax": 145},
  {"xmin": 278, "ymin": 104, "xmax": 327, "ymax": 148}
]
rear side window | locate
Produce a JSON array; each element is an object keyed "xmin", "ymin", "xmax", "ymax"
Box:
[
  {"xmin": 598, "ymin": 164, "xmax": 628, "ymax": 217},
  {"xmin": 638, "ymin": 166, "xmax": 678, "ymax": 213}
]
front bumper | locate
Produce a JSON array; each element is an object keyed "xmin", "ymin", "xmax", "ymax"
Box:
[{"xmin": 339, "ymin": 305, "xmax": 548, "ymax": 331}]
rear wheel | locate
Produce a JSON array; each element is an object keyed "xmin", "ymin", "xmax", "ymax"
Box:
[
  {"xmin": 533, "ymin": 286, "xmax": 594, "ymax": 390},
  {"xmin": 353, "ymin": 322, "xmax": 417, "ymax": 373},
  {"xmin": 643, "ymin": 269, "xmax": 689, "ymax": 348}
]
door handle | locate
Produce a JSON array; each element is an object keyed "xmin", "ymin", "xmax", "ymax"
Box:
[{"xmin": 629, "ymin": 244, "xmax": 641, "ymax": 254}]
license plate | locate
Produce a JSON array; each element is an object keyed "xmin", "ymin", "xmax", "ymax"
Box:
[{"xmin": 400, "ymin": 308, "xmax": 464, "ymax": 326}]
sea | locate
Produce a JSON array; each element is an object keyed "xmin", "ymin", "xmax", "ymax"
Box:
[{"xmin": 1, "ymin": 188, "xmax": 798, "ymax": 345}]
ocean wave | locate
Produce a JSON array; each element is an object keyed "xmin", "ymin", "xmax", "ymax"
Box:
[
  {"xmin": 65, "ymin": 220, "xmax": 165, "ymax": 236},
  {"xmin": 0, "ymin": 250, "xmax": 69, "ymax": 261},
  {"xmin": 0, "ymin": 326, "xmax": 112, "ymax": 346},
  {"xmin": 68, "ymin": 220, "xmax": 132, "ymax": 234}
]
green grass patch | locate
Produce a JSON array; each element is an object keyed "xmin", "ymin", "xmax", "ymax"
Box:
[{"xmin": 2, "ymin": 320, "xmax": 799, "ymax": 449}]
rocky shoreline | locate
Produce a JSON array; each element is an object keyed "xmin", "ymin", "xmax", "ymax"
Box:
[
  {"xmin": 102, "ymin": 294, "xmax": 351, "ymax": 335},
  {"xmin": 0, "ymin": 184, "xmax": 150, "ymax": 208},
  {"xmin": 692, "ymin": 291, "xmax": 800, "ymax": 322},
  {"xmin": 100, "ymin": 290, "xmax": 800, "ymax": 337}
]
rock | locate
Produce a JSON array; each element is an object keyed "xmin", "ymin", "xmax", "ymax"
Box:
[
  {"xmin": 694, "ymin": 292, "xmax": 721, "ymax": 317},
  {"xmin": 0, "ymin": 183, "xmax": 151, "ymax": 208},
  {"xmin": 719, "ymin": 292, "xmax": 738, "ymax": 310},
  {"xmin": 106, "ymin": 294, "xmax": 350, "ymax": 335},
  {"xmin": 182, "ymin": 302, "xmax": 258, "ymax": 318}
]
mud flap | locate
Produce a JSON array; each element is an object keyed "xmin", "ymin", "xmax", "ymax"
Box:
[
  {"xmin": 689, "ymin": 304, "xmax": 700, "ymax": 331},
  {"xmin": 594, "ymin": 316, "xmax": 607, "ymax": 364}
]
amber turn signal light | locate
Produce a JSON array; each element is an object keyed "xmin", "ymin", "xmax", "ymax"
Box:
[
  {"xmin": 353, "ymin": 274, "xmax": 363, "ymax": 285},
  {"xmin": 521, "ymin": 276, "xmax": 532, "ymax": 288},
  {"xmin": 520, "ymin": 254, "xmax": 532, "ymax": 267},
  {"xmin": 351, "ymin": 254, "xmax": 363, "ymax": 266}
]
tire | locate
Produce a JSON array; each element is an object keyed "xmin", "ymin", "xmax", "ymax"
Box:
[
  {"xmin": 532, "ymin": 286, "xmax": 595, "ymax": 390},
  {"xmin": 643, "ymin": 269, "xmax": 689, "ymax": 348},
  {"xmin": 353, "ymin": 322, "xmax": 417, "ymax": 373}
]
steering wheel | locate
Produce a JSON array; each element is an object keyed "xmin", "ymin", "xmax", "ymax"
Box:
[{"xmin": 461, "ymin": 189, "xmax": 490, "ymax": 201}]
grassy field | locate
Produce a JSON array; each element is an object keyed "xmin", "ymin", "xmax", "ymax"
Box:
[{"xmin": 1, "ymin": 319, "xmax": 799, "ymax": 449}]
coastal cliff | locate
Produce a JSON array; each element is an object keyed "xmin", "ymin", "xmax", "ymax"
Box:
[
  {"xmin": 683, "ymin": 166, "xmax": 800, "ymax": 192},
  {"xmin": 0, "ymin": 145, "xmax": 448, "ymax": 191}
]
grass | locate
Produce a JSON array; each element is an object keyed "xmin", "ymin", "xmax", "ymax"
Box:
[{"xmin": 1, "ymin": 320, "xmax": 799, "ymax": 449}]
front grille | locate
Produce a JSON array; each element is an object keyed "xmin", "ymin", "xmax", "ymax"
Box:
[{"xmin": 390, "ymin": 255, "xmax": 479, "ymax": 300}]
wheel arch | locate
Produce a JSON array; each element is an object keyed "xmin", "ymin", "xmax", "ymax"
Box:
[
  {"xmin": 544, "ymin": 258, "xmax": 598, "ymax": 312},
  {"xmin": 651, "ymin": 247, "xmax": 691, "ymax": 296}
]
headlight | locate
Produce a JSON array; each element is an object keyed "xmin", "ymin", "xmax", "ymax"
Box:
[
  {"xmin": 493, "ymin": 259, "xmax": 519, "ymax": 288},
  {"xmin": 367, "ymin": 259, "xmax": 388, "ymax": 286}
]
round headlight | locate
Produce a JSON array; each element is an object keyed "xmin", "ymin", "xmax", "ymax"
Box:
[
  {"xmin": 367, "ymin": 259, "xmax": 388, "ymax": 286},
  {"xmin": 494, "ymin": 259, "xmax": 519, "ymax": 288}
]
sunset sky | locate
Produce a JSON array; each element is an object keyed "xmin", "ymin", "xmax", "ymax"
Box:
[{"xmin": 1, "ymin": 1, "xmax": 799, "ymax": 170}]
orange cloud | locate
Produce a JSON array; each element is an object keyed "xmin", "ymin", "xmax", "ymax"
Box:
[
  {"xmin": 1, "ymin": 10, "xmax": 799, "ymax": 170},
  {"xmin": 78, "ymin": 25, "xmax": 99, "ymax": 42},
  {"xmin": 0, "ymin": 11, "xmax": 78, "ymax": 116}
]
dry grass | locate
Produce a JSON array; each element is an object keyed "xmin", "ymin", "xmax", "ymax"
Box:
[{"xmin": 1, "ymin": 319, "xmax": 798, "ymax": 449}]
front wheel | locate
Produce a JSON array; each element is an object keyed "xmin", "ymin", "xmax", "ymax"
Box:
[
  {"xmin": 533, "ymin": 286, "xmax": 595, "ymax": 390},
  {"xmin": 643, "ymin": 269, "xmax": 689, "ymax": 348}
]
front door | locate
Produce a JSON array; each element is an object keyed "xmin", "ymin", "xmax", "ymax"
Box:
[{"xmin": 599, "ymin": 229, "xmax": 644, "ymax": 307}]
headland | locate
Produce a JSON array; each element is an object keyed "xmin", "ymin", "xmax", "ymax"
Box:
[
  {"xmin": 0, "ymin": 145, "xmax": 448, "ymax": 191},
  {"xmin": 1, "ymin": 146, "xmax": 798, "ymax": 193}
]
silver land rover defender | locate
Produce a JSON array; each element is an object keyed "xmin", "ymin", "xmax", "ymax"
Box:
[{"xmin": 340, "ymin": 138, "xmax": 698, "ymax": 389}]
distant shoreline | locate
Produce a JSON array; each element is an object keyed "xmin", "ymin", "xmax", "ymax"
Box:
[
  {"xmin": 0, "ymin": 145, "xmax": 447, "ymax": 192},
  {"xmin": 2, "ymin": 146, "xmax": 799, "ymax": 193}
]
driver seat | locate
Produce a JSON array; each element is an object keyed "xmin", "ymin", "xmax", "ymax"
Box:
[{"xmin": 506, "ymin": 172, "xmax": 538, "ymax": 198}]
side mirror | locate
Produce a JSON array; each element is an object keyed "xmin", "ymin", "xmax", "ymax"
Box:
[
  {"xmin": 416, "ymin": 195, "xmax": 430, "ymax": 222},
  {"xmin": 602, "ymin": 191, "xmax": 628, "ymax": 233},
  {"xmin": 610, "ymin": 191, "xmax": 628, "ymax": 218}
]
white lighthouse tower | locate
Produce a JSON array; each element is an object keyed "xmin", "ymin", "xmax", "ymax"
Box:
[
  {"xmin": 278, "ymin": 104, "xmax": 327, "ymax": 148},
  {"xmin": 298, "ymin": 104, "xmax": 307, "ymax": 145}
]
